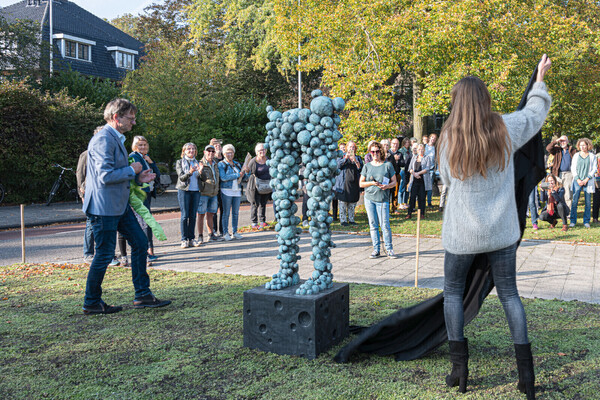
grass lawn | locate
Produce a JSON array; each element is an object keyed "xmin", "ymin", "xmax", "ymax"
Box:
[
  {"xmin": 329, "ymin": 196, "xmax": 600, "ymax": 244},
  {"xmin": 1, "ymin": 263, "xmax": 599, "ymax": 399}
]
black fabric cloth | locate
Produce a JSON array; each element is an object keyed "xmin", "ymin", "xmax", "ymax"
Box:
[{"xmin": 335, "ymin": 63, "xmax": 545, "ymax": 363}]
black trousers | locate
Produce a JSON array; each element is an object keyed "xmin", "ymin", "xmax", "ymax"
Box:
[
  {"xmin": 408, "ymin": 179, "xmax": 426, "ymax": 217},
  {"xmin": 539, "ymin": 203, "xmax": 568, "ymax": 226},
  {"xmin": 593, "ymin": 189, "xmax": 600, "ymax": 220}
]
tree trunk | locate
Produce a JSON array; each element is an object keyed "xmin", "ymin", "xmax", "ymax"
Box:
[{"xmin": 413, "ymin": 71, "xmax": 427, "ymax": 140}]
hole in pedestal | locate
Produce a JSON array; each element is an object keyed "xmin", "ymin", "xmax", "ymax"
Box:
[
  {"xmin": 323, "ymin": 307, "xmax": 329, "ymax": 318},
  {"xmin": 319, "ymin": 302, "xmax": 323, "ymax": 309},
  {"xmin": 274, "ymin": 300, "xmax": 283, "ymax": 310},
  {"xmin": 246, "ymin": 309, "xmax": 251, "ymax": 315},
  {"xmin": 290, "ymin": 323, "xmax": 297, "ymax": 331},
  {"xmin": 298, "ymin": 311, "xmax": 312, "ymax": 327},
  {"xmin": 332, "ymin": 329, "xmax": 337, "ymax": 340},
  {"xmin": 341, "ymin": 294, "xmax": 345, "ymax": 301},
  {"xmin": 268, "ymin": 338, "xmax": 272, "ymax": 344},
  {"xmin": 308, "ymin": 338, "xmax": 313, "ymax": 343},
  {"xmin": 259, "ymin": 324, "xmax": 267, "ymax": 333}
]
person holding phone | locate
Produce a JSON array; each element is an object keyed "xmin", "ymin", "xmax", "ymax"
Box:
[
  {"xmin": 539, "ymin": 174, "xmax": 569, "ymax": 231},
  {"xmin": 359, "ymin": 141, "xmax": 397, "ymax": 258}
]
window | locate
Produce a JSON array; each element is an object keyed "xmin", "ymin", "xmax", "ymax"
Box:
[
  {"xmin": 78, "ymin": 43, "xmax": 89, "ymax": 61},
  {"xmin": 107, "ymin": 47, "xmax": 138, "ymax": 71},
  {"xmin": 65, "ymin": 40, "xmax": 76, "ymax": 58},
  {"xmin": 53, "ymin": 34, "xmax": 95, "ymax": 62}
]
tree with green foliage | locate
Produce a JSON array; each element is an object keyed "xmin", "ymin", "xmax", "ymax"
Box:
[
  {"xmin": 272, "ymin": 0, "xmax": 600, "ymax": 143},
  {"xmin": 0, "ymin": 15, "xmax": 48, "ymax": 79},
  {"xmin": 122, "ymin": 42, "xmax": 268, "ymax": 168}
]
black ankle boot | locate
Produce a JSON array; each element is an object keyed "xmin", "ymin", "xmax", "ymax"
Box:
[
  {"xmin": 515, "ymin": 343, "xmax": 535, "ymax": 399},
  {"xmin": 446, "ymin": 339, "xmax": 469, "ymax": 393}
]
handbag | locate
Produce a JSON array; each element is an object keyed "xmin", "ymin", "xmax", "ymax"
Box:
[{"xmin": 255, "ymin": 177, "xmax": 272, "ymax": 194}]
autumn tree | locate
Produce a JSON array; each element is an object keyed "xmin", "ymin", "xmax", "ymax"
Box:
[{"xmin": 273, "ymin": 0, "xmax": 600, "ymax": 143}]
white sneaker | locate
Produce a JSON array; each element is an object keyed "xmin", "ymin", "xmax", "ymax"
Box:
[
  {"xmin": 192, "ymin": 239, "xmax": 202, "ymax": 247},
  {"xmin": 181, "ymin": 240, "xmax": 190, "ymax": 249},
  {"xmin": 233, "ymin": 232, "xmax": 243, "ymax": 240},
  {"xmin": 83, "ymin": 255, "xmax": 94, "ymax": 264},
  {"xmin": 302, "ymin": 220, "xmax": 309, "ymax": 228},
  {"xmin": 223, "ymin": 233, "xmax": 233, "ymax": 241}
]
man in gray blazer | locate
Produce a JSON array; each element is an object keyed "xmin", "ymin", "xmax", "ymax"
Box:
[{"xmin": 82, "ymin": 98, "xmax": 170, "ymax": 315}]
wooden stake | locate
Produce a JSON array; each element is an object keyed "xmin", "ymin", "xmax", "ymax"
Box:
[
  {"xmin": 20, "ymin": 204, "xmax": 25, "ymax": 263},
  {"xmin": 415, "ymin": 209, "xmax": 421, "ymax": 287}
]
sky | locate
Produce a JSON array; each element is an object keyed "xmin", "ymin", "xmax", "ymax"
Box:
[{"xmin": 0, "ymin": 0, "xmax": 164, "ymax": 20}]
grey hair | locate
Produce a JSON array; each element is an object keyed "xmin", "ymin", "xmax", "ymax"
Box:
[
  {"xmin": 255, "ymin": 143, "xmax": 265, "ymax": 154},
  {"xmin": 132, "ymin": 135, "xmax": 148, "ymax": 151},
  {"xmin": 93, "ymin": 126, "xmax": 104, "ymax": 135},
  {"xmin": 380, "ymin": 139, "xmax": 390, "ymax": 146},
  {"xmin": 103, "ymin": 98, "xmax": 137, "ymax": 123},
  {"xmin": 222, "ymin": 144, "xmax": 235, "ymax": 154}
]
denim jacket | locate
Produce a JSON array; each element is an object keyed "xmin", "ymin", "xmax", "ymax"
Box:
[{"xmin": 218, "ymin": 160, "xmax": 248, "ymax": 189}]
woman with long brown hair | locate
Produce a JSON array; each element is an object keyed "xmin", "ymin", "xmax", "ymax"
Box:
[{"xmin": 438, "ymin": 55, "xmax": 552, "ymax": 399}]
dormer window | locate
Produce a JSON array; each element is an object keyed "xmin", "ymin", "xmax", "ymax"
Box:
[
  {"xmin": 53, "ymin": 33, "xmax": 94, "ymax": 62},
  {"xmin": 107, "ymin": 46, "xmax": 138, "ymax": 70}
]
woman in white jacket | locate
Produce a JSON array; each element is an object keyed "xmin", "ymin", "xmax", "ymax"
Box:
[{"xmin": 569, "ymin": 138, "xmax": 596, "ymax": 228}]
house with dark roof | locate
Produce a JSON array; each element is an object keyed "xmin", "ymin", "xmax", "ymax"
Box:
[{"xmin": 0, "ymin": 0, "xmax": 143, "ymax": 80}]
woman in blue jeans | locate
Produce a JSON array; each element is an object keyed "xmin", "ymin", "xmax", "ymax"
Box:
[
  {"xmin": 438, "ymin": 55, "xmax": 552, "ymax": 399},
  {"xmin": 218, "ymin": 144, "xmax": 248, "ymax": 240},
  {"xmin": 359, "ymin": 141, "xmax": 397, "ymax": 259},
  {"xmin": 175, "ymin": 143, "xmax": 202, "ymax": 248},
  {"xmin": 569, "ymin": 138, "xmax": 596, "ymax": 228}
]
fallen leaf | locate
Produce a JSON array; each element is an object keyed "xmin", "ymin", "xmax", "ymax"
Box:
[{"xmin": 558, "ymin": 352, "xmax": 567, "ymax": 356}]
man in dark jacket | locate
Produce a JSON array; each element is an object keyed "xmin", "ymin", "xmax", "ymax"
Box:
[
  {"xmin": 547, "ymin": 135, "xmax": 577, "ymax": 208},
  {"xmin": 389, "ymin": 138, "xmax": 404, "ymax": 213}
]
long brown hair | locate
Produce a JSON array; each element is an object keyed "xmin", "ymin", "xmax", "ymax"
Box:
[{"xmin": 437, "ymin": 76, "xmax": 511, "ymax": 180}]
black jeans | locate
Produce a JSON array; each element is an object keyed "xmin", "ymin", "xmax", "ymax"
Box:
[
  {"xmin": 408, "ymin": 179, "xmax": 426, "ymax": 217},
  {"xmin": 539, "ymin": 203, "xmax": 568, "ymax": 226},
  {"xmin": 251, "ymin": 192, "xmax": 269, "ymax": 224}
]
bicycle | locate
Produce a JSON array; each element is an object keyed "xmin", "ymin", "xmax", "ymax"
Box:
[{"xmin": 46, "ymin": 164, "xmax": 79, "ymax": 206}]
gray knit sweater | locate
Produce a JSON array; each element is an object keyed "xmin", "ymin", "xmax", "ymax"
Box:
[{"xmin": 439, "ymin": 82, "xmax": 552, "ymax": 254}]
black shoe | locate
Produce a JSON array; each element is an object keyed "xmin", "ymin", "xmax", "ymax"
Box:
[
  {"xmin": 83, "ymin": 301, "xmax": 122, "ymax": 315},
  {"xmin": 210, "ymin": 233, "xmax": 224, "ymax": 242},
  {"xmin": 446, "ymin": 339, "xmax": 469, "ymax": 393},
  {"xmin": 349, "ymin": 221, "xmax": 358, "ymax": 225},
  {"xmin": 340, "ymin": 222, "xmax": 348, "ymax": 226},
  {"xmin": 133, "ymin": 294, "xmax": 172, "ymax": 309},
  {"xmin": 515, "ymin": 343, "xmax": 536, "ymax": 400}
]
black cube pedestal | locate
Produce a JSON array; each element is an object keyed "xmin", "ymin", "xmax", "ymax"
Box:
[{"xmin": 243, "ymin": 282, "xmax": 349, "ymax": 359}]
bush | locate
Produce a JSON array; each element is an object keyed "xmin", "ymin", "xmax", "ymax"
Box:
[{"xmin": 0, "ymin": 80, "xmax": 103, "ymax": 204}]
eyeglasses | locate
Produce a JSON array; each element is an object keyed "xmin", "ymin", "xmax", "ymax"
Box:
[
  {"xmin": 121, "ymin": 115, "xmax": 136, "ymax": 122},
  {"xmin": 370, "ymin": 150, "xmax": 380, "ymax": 154},
  {"xmin": 206, "ymin": 149, "xmax": 215, "ymax": 153}
]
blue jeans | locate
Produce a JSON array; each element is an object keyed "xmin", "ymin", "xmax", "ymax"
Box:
[
  {"xmin": 364, "ymin": 198, "xmax": 393, "ymax": 253},
  {"xmin": 178, "ymin": 189, "xmax": 200, "ymax": 240},
  {"xmin": 528, "ymin": 187, "xmax": 539, "ymax": 225},
  {"xmin": 570, "ymin": 181, "xmax": 591, "ymax": 224},
  {"xmin": 83, "ymin": 216, "xmax": 95, "ymax": 257},
  {"xmin": 221, "ymin": 193, "xmax": 241, "ymax": 234},
  {"xmin": 84, "ymin": 207, "xmax": 151, "ymax": 307},
  {"xmin": 443, "ymin": 242, "xmax": 529, "ymax": 344}
]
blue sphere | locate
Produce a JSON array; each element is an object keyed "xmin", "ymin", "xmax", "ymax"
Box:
[{"xmin": 310, "ymin": 96, "xmax": 334, "ymax": 116}]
